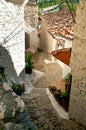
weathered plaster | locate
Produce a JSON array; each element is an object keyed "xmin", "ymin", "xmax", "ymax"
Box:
[
  {"xmin": 69, "ymin": 0, "xmax": 86, "ymax": 127},
  {"xmin": 0, "ymin": 0, "xmax": 25, "ymax": 83}
]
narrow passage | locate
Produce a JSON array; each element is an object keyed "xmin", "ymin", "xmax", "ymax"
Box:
[{"xmin": 22, "ymin": 51, "xmax": 85, "ymax": 130}]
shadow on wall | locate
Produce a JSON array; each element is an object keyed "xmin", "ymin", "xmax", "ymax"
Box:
[
  {"xmin": 5, "ymin": 0, "xmax": 24, "ymax": 5},
  {"xmin": 0, "ymin": 45, "xmax": 25, "ymax": 84},
  {"xmin": 25, "ymin": 32, "xmax": 30, "ymax": 50}
]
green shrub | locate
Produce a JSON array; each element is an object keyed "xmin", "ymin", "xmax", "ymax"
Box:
[
  {"xmin": 64, "ymin": 73, "xmax": 72, "ymax": 87},
  {"xmin": 25, "ymin": 54, "xmax": 34, "ymax": 69},
  {"xmin": 11, "ymin": 82, "xmax": 25, "ymax": 96},
  {"xmin": 62, "ymin": 89, "xmax": 69, "ymax": 98},
  {"xmin": 25, "ymin": 54, "xmax": 34, "ymax": 74},
  {"xmin": 0, "ymin": 67, "xmax": 7, "ymax": 82},
  {"xmin": 3, "ymin": 114, "xmax": 15, "ymax": 123},
  {"xmin": 48, "ymin": 86, "xmax": 57, "ymax": 91}
]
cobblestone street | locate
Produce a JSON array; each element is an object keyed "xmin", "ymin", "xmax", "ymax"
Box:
[{"xmin": 22, "ymin": 51, "xmax": 85, "ymax": 130}]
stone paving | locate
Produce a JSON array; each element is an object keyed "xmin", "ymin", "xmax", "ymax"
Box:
[
  {"xmin": 32, "ymin": 51, "xmax": 63, "ymax": 89},
  {"xmin": 23, "ymin": 88, "xmax": 85, "ymax": 130},
  {"xmin": 22, "ymin": 51, "xmax": 85, "ymax": 130}
]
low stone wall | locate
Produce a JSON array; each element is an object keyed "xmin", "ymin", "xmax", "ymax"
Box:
[
  {"xmin": 0, "ymin": 82, "xmax": 25, "ymax": 119},
  {"xmin": 0, "ymin": 82, "xmax": 38, "ymax": 130}
]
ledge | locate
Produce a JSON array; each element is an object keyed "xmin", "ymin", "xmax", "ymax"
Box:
[{"xmin": 46, "ymin": 88, "xmax": 69, "ymax": 120}]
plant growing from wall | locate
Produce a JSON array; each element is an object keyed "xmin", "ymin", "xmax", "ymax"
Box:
[
  {"xmin": 61, "ymin": 89, "xmax": 69, "ymax": 111},
  {"xmin": 2, "ymin": 114, "xmax": 35, "ymax": 130},
  {"xmin": 3, "ymin": 114, "xmax": 15, "ymax": 123},
  {"xmin": 25, "ymin": 54, "xmax": 34, "ymax": 74},
  {"xmin": 0, "ymin": 66, "xmax": 7, "ymax": 82},
  {"xmin": 64, "ymin": 73, "xmax": 72, "ymax": 89},
  {"xmin": 10, "ymin": 82, "xmax": 25, "ymax": 96},
  {"xmin": 0, "ymin": 119, "xmax": 6, "ymax": 130},
  {"xmin": 48, "ymin": 85, "xmax": 70, "ymax": 111}
]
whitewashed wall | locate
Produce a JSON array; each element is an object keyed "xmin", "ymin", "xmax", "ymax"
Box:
[
  {"xmin": 39, "ymin": 22, "xmax": 57, "ymax": 52},
  {"xmin": 0, "ymin": 0, "xmax": 25, "ymax": 83},
  {"xmin": 40, "ymin": 21, "xmax": 72, "ymax": 78},
  {"xmin": 25, "ymin": 25, "xmax": 39, "ymax": 53},
  {"xmin": 57, "ymin": 37, "xmax": 72, "ymax": 78}
]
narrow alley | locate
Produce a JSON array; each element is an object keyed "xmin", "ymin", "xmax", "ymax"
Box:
[
  {"xmin": 22, "ymin": 51, "xmax": 85, "ymax": 130},
  {"xmin": 0, "ymin": 0, "xmax": 86, "ymax": 129}
]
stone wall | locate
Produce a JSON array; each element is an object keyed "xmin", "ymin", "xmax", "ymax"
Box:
[
  {"xmin": 69, "ymin": 0, "xmax": 86, "ymax": 127},
  {"xmin": 0, "ymin": 0, "xmax": 25, "ymax": 83},
  {"xmin": 24, "ymin": 2, "xmax": 39, "ymax": 53},
  {"xmin": 24, "ymin": 2, "xmax": 38, "ymax": 28},
  {"xmin": 0, "ymin": 82, "xmax": 38, "ymax": 130},
  {"xmin": 29, "ymin": 29, "xmax": 39, "ymax": 53}
]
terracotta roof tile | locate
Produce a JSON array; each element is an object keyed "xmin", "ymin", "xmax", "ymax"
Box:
[
  {"xmin": 51, "ymin": 48, "xmax": 71, "ymax": 66},
  {"xmin": 41, "ymin": 9, "xmax": 75, "ymax": 40}
]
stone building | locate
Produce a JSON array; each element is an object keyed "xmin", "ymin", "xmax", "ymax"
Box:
[
  {"xmin": 39, "ymin": 9, "xmax": 74, "ymax": 78},
  {"xmin": 39, "ymin": 9, "xmax": 74, "ymax": 52},
  {"xmin": 24, "ymin": 0, "xmax": 39, "ymax": 53},
  {"xmin": 0, "ymin": 0, "xmax": 25, "ymax": 84},
  {"xmin": 69, "ymin": 0, "xmax": 86, "ymax": 127}
]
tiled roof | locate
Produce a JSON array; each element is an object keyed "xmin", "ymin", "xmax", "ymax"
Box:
[{"xmin": 41, "ymin": 9, "xmax": 75, "ymax": 40}]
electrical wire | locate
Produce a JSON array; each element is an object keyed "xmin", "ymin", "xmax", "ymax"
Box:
[
  {"xmin": 0, "ymin": 27, "xmax": 24, "ymax": 60},
  {"xmin": 4, "ymin": 28, "xmax": 24, "ymax": 45},
  {"xmin": 0, "ymin": 22, "xmax": 23, "ymax": 46}
]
